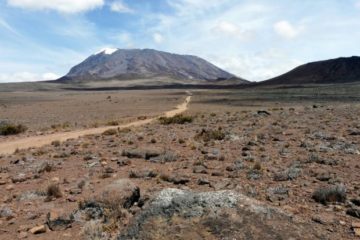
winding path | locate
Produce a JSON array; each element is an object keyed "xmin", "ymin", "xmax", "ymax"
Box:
[{"xmin": 0, "ymin": 95, "xmax": 192, "ymax": 155}]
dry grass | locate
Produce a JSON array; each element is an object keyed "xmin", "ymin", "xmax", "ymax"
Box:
[
  {"xmin": 159, "ymin": 114, "xmax": 193, "ymax": 125},
  {"xmin": 45, "ymin": 183, "xmax": 62, "ymax": 201},
  {"xmin": 195, "ymin": 128, "xmax": 226, "ymax": 142},
  {"xmin": 102, "ymin": 129, "xmax": 118, "ymax": 136}
]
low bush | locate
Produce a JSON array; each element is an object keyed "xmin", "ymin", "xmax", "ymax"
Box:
[
  {"xmin": 102, "ymin": 129, "xmax": 118, "ymax": 136},
  {"xmin": 312, "ymin": 184, "xmax": 346, "ymax": 205},
  {"xmin": 106, "ymin": 121, "xmax": 119, "ymax": 126},
  {"xmin": 159, "ymin": 114, "xmax": 193, "ymax": 125},
  {"xmin": 0, "ymin": 123, "xmax": 27, "ymax": 136},
  {"xmin": 45, "ymin": 183, "xmax": 62, "ymax": 201},
  {"xmin": 195, "ymin": 128, "xmax": 226, "ymax": 142}
]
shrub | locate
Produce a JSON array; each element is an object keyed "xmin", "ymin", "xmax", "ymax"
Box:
[
  {"xmin": 253, "ymin": 162, "xmax": 262, "ymax": 171},
  {"xmin": 82, "ymin": 220, "xmax": 106, "ymax": 240},
  {"xmin": 195, "ymin": 128, "xmax": 226, "ymax": 142},
  {"xmin": 51, "ymin": 140, "xmax": 61, "ymax": 147},
  {"xmin": 46, "ymin": 183, "xmax": 62, "ymax": 200},
  {"xmin": 0, "ymin": 123, "xmax": 27, "ymax": 136},
  {"xmin": 102, "ymin": 129, "xmax": 118, "ymax": 136},
  {"xmin": 312, "ymin": 184, "xmax": 346, "ymax": 205},
  {"xmin": 159, "ymin": 114, "xmax": 193, "ymax": 125},
  {"xmin": 106, "ymin": 121, "xmax": 119, "ymax": 126}
]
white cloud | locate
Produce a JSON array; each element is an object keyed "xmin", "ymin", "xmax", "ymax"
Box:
[
  {"xmin": 153, "ymin": 33, "xmax": 164, "ymax": 44},
  {"xmin": 212, "ymin": 21, "xmax": 253, "ymax": 41},
  {"xmin": 42, "ymin": 72, "xmax": 61, "ymax": 80},
  {"xmin": 110, "ymin": 1, "xmax": 133, "ymax": 13},
  {"xmin": 167, "ymin": 0, "xmax": 225, "ymax": 16},
  {"xmin": 7, "ymin": 0, "xmax": 104, "ymax": 13},
  {"xmin": 209, "ymin": 50, "xmax": 303, "ymax": 81},
  {"xmin": 273, "ymin": 20, "xmax": 301, "ymax": 39},
  {"xmin": 0, "ymin": 72, "xmax": 60, "ymax": 83}
]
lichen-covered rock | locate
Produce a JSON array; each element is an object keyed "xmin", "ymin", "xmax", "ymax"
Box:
[{"xmin": 117, "ymin": 189, "xmax": 326, "ymax": 240}]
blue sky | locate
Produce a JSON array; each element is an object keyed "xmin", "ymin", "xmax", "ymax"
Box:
[{"xmin": 1, "ymin": 0, "xmax": 360, "ymax": 82}]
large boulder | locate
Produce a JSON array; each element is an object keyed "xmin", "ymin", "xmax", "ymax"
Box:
[
  {"xmin": 117, "ymin": 188, "xmax": 331, "ymax": 239},
  {"xmin": 96, "ymin": 179, "xmax": 140, "ymax": 209}
]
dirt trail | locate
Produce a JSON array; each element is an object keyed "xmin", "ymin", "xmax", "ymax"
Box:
[{"xmin": 0, "ymin": 95, "xmax": 191, "ymax": 155}]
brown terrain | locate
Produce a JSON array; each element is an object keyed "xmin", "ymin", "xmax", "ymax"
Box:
[{"xmin": 0, "ymin": 87, "xmax": 360, "ymax": 239}]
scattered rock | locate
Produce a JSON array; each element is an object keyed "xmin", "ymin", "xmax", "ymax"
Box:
[
  {"xmin": 197, "ymin": 178, "xmax": 210, "ymax": 185},
  {"xmin": 266, "ymin": 186, "xmax": 289, "ymax": 202},
  {"xmin": 161, "ymin": 174, "xmax": 190, "ymax": 185},
  {"xmin": 129, "ymin": 170, "xmax": 157, "ymax": 179},
  {"xmin": 0, "ymin": 206, "xmax": 14, "ymax": 220},
  {"xmin": 192, "ymin": 165, "xmax": 208, "ymax": 174},
  {"xmin": 347, "ymin": 207, "xmax": 360, "ymax": 219},
  {"xmin": 29, "ymin": 225, "xmax": 46, "ymax": 234},
  {"xmin": 117, "ymin": 159, "xmax": 131, "ymax": 167},
  {"xmin": 46, "ymin": 211, "xmax": 74, "ymax": 231},
  {"xmin": 11, "ymin": 173, "xmax": 28, "ymax": 183},
  {"xmin": 257, "ymin": 110, "xmax": 271, "ymax": 116}
]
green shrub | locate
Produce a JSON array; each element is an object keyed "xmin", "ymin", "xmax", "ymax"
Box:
[
  {"xmin": 0, "ymin": 123, "xmax": 27, "ymax": 136},
  {"xmin": 159, "ymin": 114, "xmax": 193, "ymax": 125}
]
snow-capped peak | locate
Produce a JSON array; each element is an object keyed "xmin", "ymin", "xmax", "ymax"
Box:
[{"xmin": 96, "ymin": 47, "xmax": 119, "ymax": 55}]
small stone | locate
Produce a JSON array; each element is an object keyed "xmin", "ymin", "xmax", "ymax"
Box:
[
  {"xmin": 29, "ymin": 225, "xmax": 46, "ymax": 234},
  {"xmin": 51, "ymin": 177, "xmax": 60, "ymax": 183},
  {"xmin": 11, "ymin": 173, "xmax": 28, "ymax": 183},
  {"xmin": 193, "ymin": 166, "xmax": 208, "ymax": 174},
  {"xmin": 354, "ymin": 228, "xmax": 360, "ymax": 236},
  {"xmin": 5, "ymin": 185, "xmax": 14, "ymax": 191},
  {"xmin": 352, "ymin": 222, "xmax": 360, "ymax": 228},
  {"xmin": 69, "ymin": 188, "xmax": 82, "ymax": 195},
  {"xmin": 18, "ymin": 232, "xmax": 28, "ymax": 239},
  {"xmin": 197, "ymin": 178, "xmax": 210, "ymax": 185}
]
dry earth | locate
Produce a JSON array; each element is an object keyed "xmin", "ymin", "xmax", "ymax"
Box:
[{"xmin": 0, "ymin": 89, "xmax": 360, "ymax": 239}]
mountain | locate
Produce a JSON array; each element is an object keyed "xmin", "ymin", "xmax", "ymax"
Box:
[
  {"xmin": 262, "ymin": 56, "xmax": 360, "ymax": 85},
  {"xmin": 58, "ymin": 48, "xmax": 247, "ymax": 85}
]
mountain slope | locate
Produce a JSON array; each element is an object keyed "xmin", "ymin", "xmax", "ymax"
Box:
[
  {"xmin": 59, "ymin": 49, "xmax": 247, "ymax": 84},
  {"xmin": 262, "ymin": 56, "xmax": 360, "ymax": 85}
]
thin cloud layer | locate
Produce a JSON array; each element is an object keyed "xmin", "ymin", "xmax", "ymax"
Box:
[
  {"xmin": 0, "ymin": 0, "xmax": 360, "ymax": 82},
  {"xmin": 7, "ymin": 0, "xmax": 104, "ymax": 13}
]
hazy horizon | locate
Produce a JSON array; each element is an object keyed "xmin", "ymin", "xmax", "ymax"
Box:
[{"xmin": 1, "ymin": 0, "xmax": 360, "ymax": 83}]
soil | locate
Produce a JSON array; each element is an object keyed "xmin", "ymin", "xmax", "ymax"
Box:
[{"xmin": 0, "ymin": 88, "xmax": 359, "ymax": 239}]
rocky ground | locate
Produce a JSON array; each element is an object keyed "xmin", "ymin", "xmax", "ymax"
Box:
[{"xmin": 0, "ymin": 91, "xmax": 360, "ymax": 239}]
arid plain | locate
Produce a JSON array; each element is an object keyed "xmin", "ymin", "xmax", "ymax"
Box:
[{"xmin": 0, "ymin": 84, "xmax": 360, "ymax": 239}]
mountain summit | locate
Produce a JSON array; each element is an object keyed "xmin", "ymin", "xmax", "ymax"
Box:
[
  {"xmin": 262, "ymin": 56, "xmax": 360, "ymax": 85},
  {"xmin": 59, "ymin": 49, "xmax": 245, "ymax": 84}
]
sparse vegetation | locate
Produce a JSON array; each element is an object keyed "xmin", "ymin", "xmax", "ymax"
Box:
[
  {"xmin": 102, "ymin": 128, "xmax": 118, "ymax": 136},
  {"xmin": 195, "ymin": 128, "xmax": 226, "ymax": 142},
  {"xmin": 82, "ymin": 220, "xmax": 106, "ymax": 240},
  {"xmin": 159, "ymin": 114, "xmax": 193, "ymax": 125},
  {"xmin": 0, "ymin": 123, "xmax": 27, "ymax": 136},
  {"xmin": 51, "ymin": 140, "xmax": 61, "ymax": 147},
  {"xmin": 106, "ymin": 120, "xmax": 119, "ymax": 126},
  {"xmin": 312, "ymin": 184, "xmax": 346, "ymax": 205},
  {"xmin": 45, "ymin": 183, "xmax": 62, "ymax": 201},
  {"xmin": 51, "ymin": 122, "xmax": 71, "ymax": 130}
]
